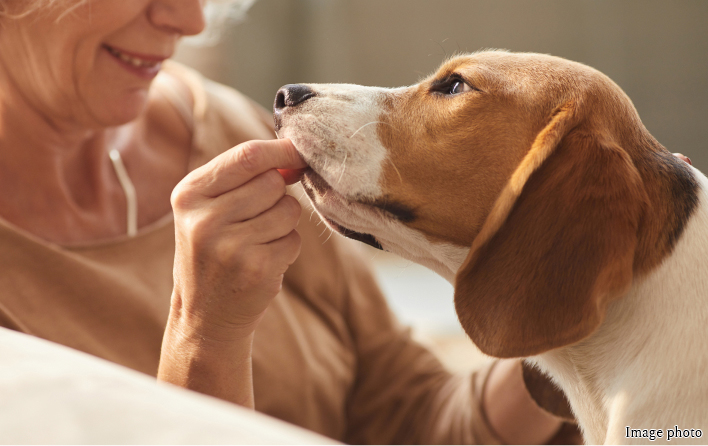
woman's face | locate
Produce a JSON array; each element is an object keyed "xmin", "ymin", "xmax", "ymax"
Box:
[{"xmin": 0, "ymin": 0, "xmax": 206, "ymax": 128}]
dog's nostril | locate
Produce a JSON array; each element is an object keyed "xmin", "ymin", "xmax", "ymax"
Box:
[
  {"xmin": 274, "ymin": 84, "xmax": 316, "ymax": 111},
  {"xmin": 274, "ymin": 90, "xmax": 287, "ymax": 110},
  {"xmin": 286, "ymin": 85, "xmax": 316, "ymax": 106}
]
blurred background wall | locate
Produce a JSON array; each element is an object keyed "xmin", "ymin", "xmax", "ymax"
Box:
[
  {"xmin": 175, "ymin": 0, "xmax": 708, "ymax": 369},
  {"xmin": 176, "ymin": 0, "xmax": 708, "ymax": 163}
]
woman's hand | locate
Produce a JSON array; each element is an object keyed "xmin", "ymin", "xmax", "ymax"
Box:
[
  {"xmin": 483, "ymin": 359, "xmax": 566, "ymax": 444},
  {"xmin": 158, "ymin": 139, "xmax": 307, "ymax": 407},
  {"xmin": 171, "ymin": 138, "xmax": 306, "ymax": 340}
]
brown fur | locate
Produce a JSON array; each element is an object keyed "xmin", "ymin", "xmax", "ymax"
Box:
[{"xmin": 455, "ymin": 106, "xmax": 646, "ymax": 357}]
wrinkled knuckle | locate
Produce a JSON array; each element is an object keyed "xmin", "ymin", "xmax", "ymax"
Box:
[
  {"xmin": 281, "ymin": 195, "xmax": 302, "ymax": 223},
  {"xmin": 235, "ymin": 142, "xmax": 262, "ymax": 173},
  {"xmin": 262, "ymin": 169, "xmax": 286, "ymax": 193},
  {"xmin": 286, "ymin": 230, "xmax": 302, "ymax": 257},
  {"xmin": 214, "ymin": 237, "xmax": 239, "ymax": 267},
  {"xmin": 274, "ymin": 231, "xmax": 301, "ymax": 267},
  {"xmin": 182, "ymin": 215, "xmax": 212, "ymax": 242},
  {"xmin": 240, "ymin": 255, "xmax": 270, "ymax": 286},
  {"xmin": 170, "ymin": 183, "xmax": 192, "ymax": 211}
]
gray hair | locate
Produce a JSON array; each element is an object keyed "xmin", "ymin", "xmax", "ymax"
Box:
[
  {"xmin": 0, "ymin": 0, "xmax": 255, "ymax": 40},
  {"xmin": 0, "ymin": 0, "xmax": 81, "ymax": 18},
  {"xmin": 185, "ymin": 0, "xmax": 256, "ymax": 46}
]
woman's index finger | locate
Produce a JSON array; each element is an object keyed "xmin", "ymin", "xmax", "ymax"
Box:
[{"xmin": 194, "ymin": 139, "xmax": 307, "ymax": 197}]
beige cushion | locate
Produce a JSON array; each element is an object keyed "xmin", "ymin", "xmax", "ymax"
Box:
[{"xmin": 0, "ymin": 327, "xmax": 337, "ymax": 444}]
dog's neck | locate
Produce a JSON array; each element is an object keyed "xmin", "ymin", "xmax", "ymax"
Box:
[
  {"xmin": 529, "ymin": 166, "xmax": 708, "ymax": 444},
  {"xmin": 440, "ymin": 150, "xmax": 704, "ymax": 443}
]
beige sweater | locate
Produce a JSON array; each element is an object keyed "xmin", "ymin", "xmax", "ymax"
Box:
[{"xmin": 0, "ymin": 62, "xmax": 501, "ymax": 444}]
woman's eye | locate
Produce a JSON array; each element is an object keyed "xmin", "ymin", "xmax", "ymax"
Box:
[{"xmin": 449, "ymin": 80, "xmax": 472, "ymax": 95}]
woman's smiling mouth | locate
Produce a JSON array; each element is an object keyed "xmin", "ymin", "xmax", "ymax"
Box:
[{"xmin": 103, "ymin": 44, "xmax": 166, "ymax": 79}]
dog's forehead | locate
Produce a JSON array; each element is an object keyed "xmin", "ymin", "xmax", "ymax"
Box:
[
  {"xmin": 428, "ymin": 51, "xmax": 603, "ymax": 92},
  {"xmin": 442, "ymin": 51, "xmax": 590, "ymax": 72},
  {"xmin": 429, "ymin": 57, "xmax": 472, "ymax": 79}
]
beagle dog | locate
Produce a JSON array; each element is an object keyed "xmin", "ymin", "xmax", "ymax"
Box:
[{"xmin": 273, "ymin": 51, "xmax": 708, "ymax": 444}]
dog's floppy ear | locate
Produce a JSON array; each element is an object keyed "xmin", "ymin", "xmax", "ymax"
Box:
[{"xmin": 454, "ymin": 102, "xmax": 647, "ymax": 357}]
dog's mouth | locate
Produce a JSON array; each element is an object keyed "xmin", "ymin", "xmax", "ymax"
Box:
[
  {"xmin": 324, "ymin": 218, "xmax": 383, "ymax": 250},
  {"xmin": 300, "ymin": 167, "xmax": 383, "ymax": 250}
]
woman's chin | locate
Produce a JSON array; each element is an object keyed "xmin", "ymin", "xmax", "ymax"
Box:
[{"xmin": 91, "ymin": 91, "xmax": 150, "ymax": 127}]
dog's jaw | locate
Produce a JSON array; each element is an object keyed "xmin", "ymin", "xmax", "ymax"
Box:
[{"xmin": 298, "ymin": 162, "xmax": 469, "ymax": 282}]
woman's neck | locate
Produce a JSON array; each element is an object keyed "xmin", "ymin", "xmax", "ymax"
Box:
[{"xmin": 0, "ymin": 75, "xmax": 132, "ymax": 244}]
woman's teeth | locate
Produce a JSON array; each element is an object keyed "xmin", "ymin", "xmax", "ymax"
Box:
[{"xmin": 105, "ymin": 46, "xmax": 158, "ymax": 68}]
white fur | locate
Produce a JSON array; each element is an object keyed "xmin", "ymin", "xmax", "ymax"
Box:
[{"xmin": 278, "ymin": 84, "xmax": 402, "ymax": 200}]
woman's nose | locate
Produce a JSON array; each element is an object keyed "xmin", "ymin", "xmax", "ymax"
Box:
[{"xmin": 148, "ymin": 0, "xmax": 206, "ymax": 36}]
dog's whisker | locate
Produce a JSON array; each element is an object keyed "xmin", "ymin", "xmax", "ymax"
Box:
[
  {"xmin": 336, "ymin": 153, "xmax": 348, "ymax": 185},
  {"xmin": 323, "ymin": 228, "xmax": 335, "ymax": 245},
  {"xmin": 430, "ymin": 38, "xmax": 448, "ymax": 59},
  {"xmin": 388, "ymin": 158, "xmax": 404, "ymax": 185},
  {"xmin": 319, "ymin": 226, "xmax": 328, "ymax": 238},
  {"xmin": 349, "ymin": 121, "xmax": 386, "ymax": 139}
]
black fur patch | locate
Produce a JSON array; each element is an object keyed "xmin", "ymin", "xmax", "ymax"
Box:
[{"xmin": 652, "ymin": 150, "xmax": 700, "ymax": 252}]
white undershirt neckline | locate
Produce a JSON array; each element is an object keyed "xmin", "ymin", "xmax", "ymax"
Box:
[
  {"xmin": 102, "ymin": 69, "xmax": 194, "ymax": 239},
  {"xmin": 108, "ymin": 149, "xmax": 138, "ymax": 237}
]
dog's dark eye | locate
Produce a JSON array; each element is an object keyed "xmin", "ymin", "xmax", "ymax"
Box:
[
  {"xmin": 449, "ymin": 80, "xmax": 472, "ymax": 95},
  {"xmin": 430, "ymin": 75, "xmax": 476, "ymax": 96}
]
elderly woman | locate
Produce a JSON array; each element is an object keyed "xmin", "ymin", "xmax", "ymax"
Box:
[{"xmin": 0, "ymin": 0, "xmax": 606, "ymax": 443}]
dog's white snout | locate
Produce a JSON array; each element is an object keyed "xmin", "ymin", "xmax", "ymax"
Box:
[{"xmin": 275, "ymin": 83, "xmax": 394, "ymax": 199}]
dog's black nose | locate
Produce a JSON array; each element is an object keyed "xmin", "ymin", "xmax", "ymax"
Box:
[{"xmin": 274, "ymin": 84, "xmax": 316, "ymax": 111}]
